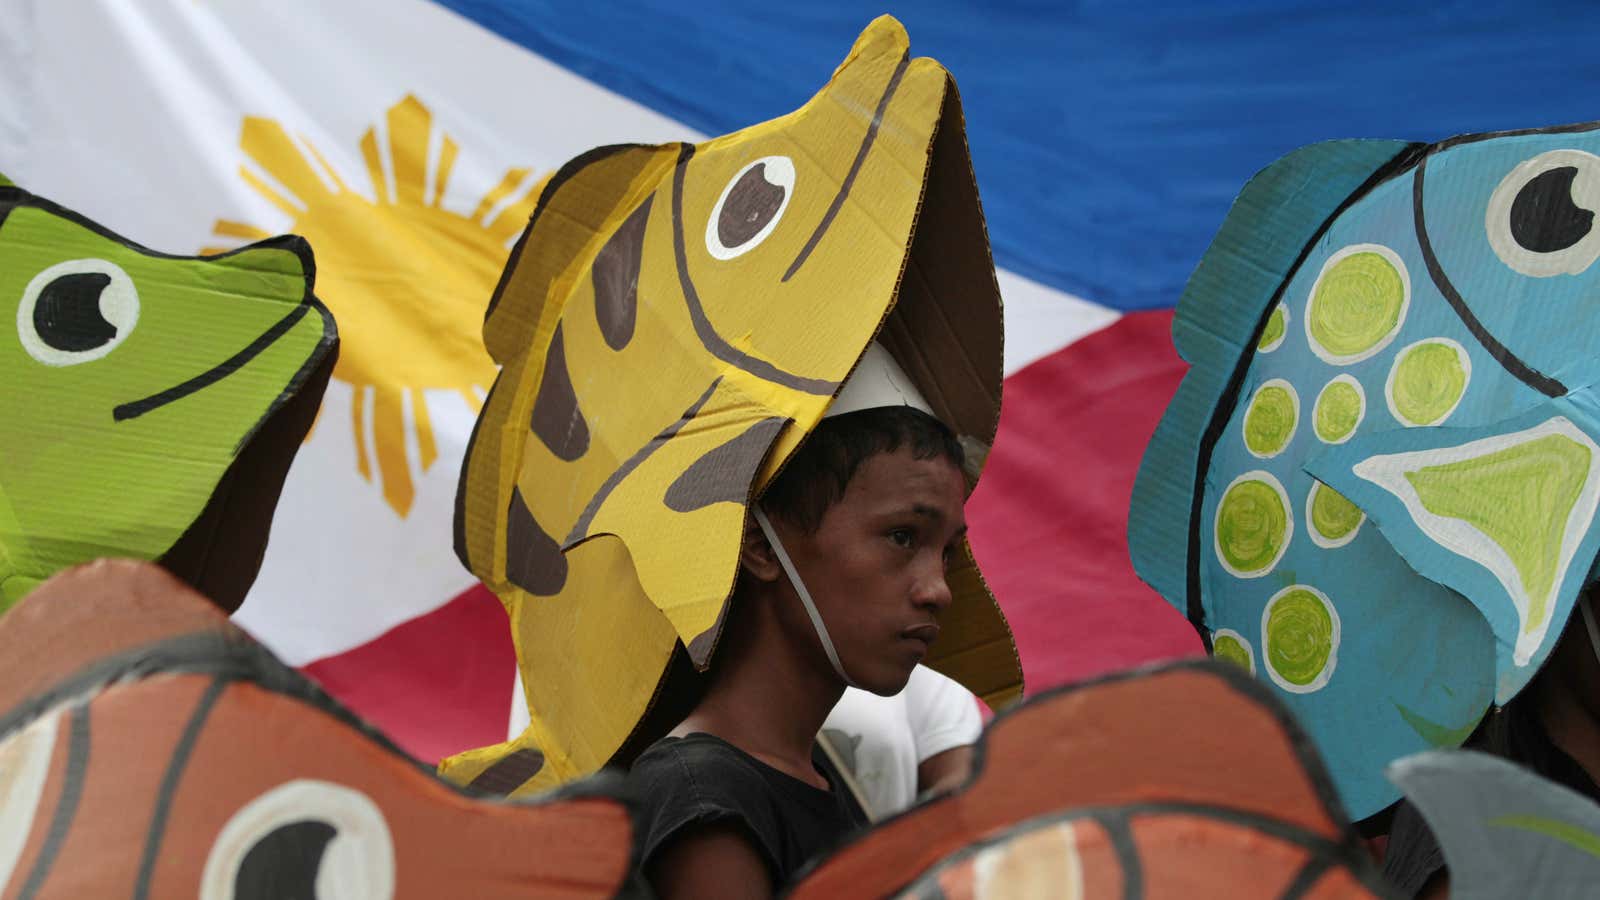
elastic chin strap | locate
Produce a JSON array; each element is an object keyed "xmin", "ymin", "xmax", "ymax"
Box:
[
  {"xmin": 751, "ymin": 506, "xmax": 860, "ymax": 689},
  {"xmin": 1582, "ymin": 598, "xmax": 1600, "ymax": 669}
]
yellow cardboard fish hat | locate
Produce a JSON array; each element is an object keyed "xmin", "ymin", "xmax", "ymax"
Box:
[{"xmin": 441, "ymin": 16, "xmax": 1018, "ymax": 796}]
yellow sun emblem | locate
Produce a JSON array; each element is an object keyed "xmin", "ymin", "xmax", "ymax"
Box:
[{"xmin": 203, "ymin": 95, "xmax": 541, "ymax": 516}]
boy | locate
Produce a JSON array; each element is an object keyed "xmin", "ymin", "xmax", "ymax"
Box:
[{"xmin": 630, "ymin": 354, "xmax": 972, "ymax": 898}]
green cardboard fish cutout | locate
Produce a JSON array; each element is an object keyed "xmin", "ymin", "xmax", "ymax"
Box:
[{"xmin": 0, "ymin": 181, "xmax": 337, "ymax": 612}]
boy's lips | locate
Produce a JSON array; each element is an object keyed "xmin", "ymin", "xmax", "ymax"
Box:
[{"xmin": 901, "ymin": 623, "xmax": 941, "ymax": 647}]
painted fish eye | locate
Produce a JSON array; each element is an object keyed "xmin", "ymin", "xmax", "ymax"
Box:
[
  {"xmin": 1486, "ymin": 148, "xmax": 1600, "ymax": 277},
  {"xmin": 16, "ymin": 258, "xmax": 139, "ymax": 365},
  {"xmin": 201, "ymin": 780, "xmax": 395, "ymax": 900},
  {"xmin": 705, "ymin": 156, "xmax": 795, "ymax": 260}
]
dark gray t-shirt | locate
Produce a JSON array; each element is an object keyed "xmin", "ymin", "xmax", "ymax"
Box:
[{"xmin": 628, "ymin": 733, "xmax": 868, "ymax": 888}]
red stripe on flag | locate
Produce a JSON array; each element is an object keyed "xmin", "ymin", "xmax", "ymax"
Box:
[
  {"xmin": 299, "ymin": 583, "xmax": 514, "ymax": 765},
  {"xmin": 967, "ymin": 309, "xmax": 1203, "ymax": 692},
  {"xmin": 301, "ymin": 310, "xmax": 1200, "ymax": 760}
]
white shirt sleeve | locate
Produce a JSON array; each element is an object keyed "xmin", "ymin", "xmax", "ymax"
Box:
[
  {"xmin": 904, "ymin": 664, "xmax": 982, "ymax": 763},
  {"xmin": 823, "ymin": 686, "xmax": 916, "ymax": 817}
]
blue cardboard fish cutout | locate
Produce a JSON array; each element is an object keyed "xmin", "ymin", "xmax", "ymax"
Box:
[{"xmin": 1130, "ymin": 123, "xmax": 1600, "ymax": 818}]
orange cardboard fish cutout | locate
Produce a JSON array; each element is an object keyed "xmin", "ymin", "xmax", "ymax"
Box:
[
  {"xmin": 0, "ymin": 561, "xmax": 640, "ymax": 899},
  {"xmin": 790, "ymin": 662, "xmax": 1388, "ymax": 899}
]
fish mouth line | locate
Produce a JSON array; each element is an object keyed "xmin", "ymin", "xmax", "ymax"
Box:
[{"xmin": 113, "ymin": 302, "xmax": 315, "ymax": 422}]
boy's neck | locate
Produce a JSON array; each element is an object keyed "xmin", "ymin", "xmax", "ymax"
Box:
[{"xmin": 672, "ymin": 591, "xmax": 846, "ymax": 789}]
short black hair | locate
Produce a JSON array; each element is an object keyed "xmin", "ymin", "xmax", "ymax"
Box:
[{"xmin": 759, "ymin": 406, "xmax": 964, "ymax": 534}]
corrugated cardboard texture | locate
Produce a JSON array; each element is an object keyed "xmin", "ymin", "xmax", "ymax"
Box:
[
  {"xmin": 0, "ymin": 560, "xmax": 638, "ymax": 899},
  {"xmin": 0, "ymin": 186, "xmax": 337, "ymax": 614},
  {"xmin": 1127, "ymin": 122, "xmax": 1600, "ymax": 819},
  {"xmin": 442, "ymin": 16, "xmax": 1018, "ymax": 796},
  {"xmin": 791, "ymin": 662, "xmax": 1383, "ymax": 899}
]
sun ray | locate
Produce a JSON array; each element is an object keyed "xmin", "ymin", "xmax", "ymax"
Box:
[
  {"xmin": 432, "ymin": 136, "xmax": 459, "ymax": 210},
  {"xmin": 359, "ymin": 130, "xmax": 391, "ymax": 205},
  {"xmin": 240, "ymin": 117, "xmax": 334, "ymax": 205},
  {"xmin": 387, "ymin": 95, "xmax": 432, "ymax": 208},
  {"xmin": 211, "ymin": 219, "xmax": 274, "ymax": 241},
  {"xmin": 485, "ymin": 174, "xmax": 542, "ymax": 244},
  {"xmin": 481, "ymin": 178, "xmax": 536, "ymax": 232},
  {"xmin": 470, "ymin": 167, "xmax": 532, "ymax": 223},
  {"xmin": 239, "ymin": 166, "xmax": 305, "ymax": 219},
  {"xmin": 411, "ymin": 386, "xmax": 439, "ymax": 471},
  {"xmin": 372, "ymin": 384, "xmax": 415, "ymax": 514},
  {"xmin": 300, "ymin": 135, "xmax": 352, "ymax": 193},
  {"xmin": 198, "ymin": 245, "xmax": 236, "ymax": 257},
  {"xmin": 486, "ymin": 199, "xmax": 538, "ymax": 244},
  {"xmin": 216, "ymin": 95, "xmax": 528, "ymax": 518},
  {"xmin": 352, "ymin": 385, "xmax": 372, "ymax": 482}
]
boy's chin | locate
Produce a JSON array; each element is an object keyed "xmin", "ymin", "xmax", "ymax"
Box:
[{"xmin": 851, "ymin": 661, "xmax": 917, "ymax": 697}]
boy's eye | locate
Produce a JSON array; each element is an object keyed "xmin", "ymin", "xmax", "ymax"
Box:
[{"xmin": 888, "ymin": 528, "xmax": 914, "ymax": 548}]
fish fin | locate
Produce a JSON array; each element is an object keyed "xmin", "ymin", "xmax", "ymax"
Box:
[
  {"xmin": 441, "ymin": 534, "xmax": 680, "ymax": 791},
  {"xmin": 481, "ymin": 143, "xmax": 683, "ymax": 366},
  {"xmin": 1130, "ymin": 139, "xmax": 1420, "ymax": 614},
  {"xmin": 1309, "ymin": 396, "xmax": 1600, "ymax": 702},
  {"xmin": 458, "ymin": 143, "xmax": 682, "ymax": 583},
  {"xmin": 1389, "ymin": 750, "xmax": 1600, "ymax": 900}
]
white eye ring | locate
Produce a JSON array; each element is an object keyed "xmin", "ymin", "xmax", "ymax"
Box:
[
  {"xmin": 705, "ymin": 155, "xmax": 795, "ymax": 260},
  {"xmin": 17, "ymin": 257, "xmax": 139, "ymax": 366},
  {"xmin": 201, "ymin": 779, "xmax": 395, "ymax": 900},
  {"xmin": 1486, "ymin": 148, "xmax": 1600, "ymax": 277}
]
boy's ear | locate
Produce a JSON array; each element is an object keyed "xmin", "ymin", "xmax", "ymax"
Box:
[{"xmin": 739, "ymin": 514, "xmax": 782, "ymax": 584}]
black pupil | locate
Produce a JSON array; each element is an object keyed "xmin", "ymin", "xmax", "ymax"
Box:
[
  {"xmin": 33, "ymin": 271, "xmax": 115, "ymax": 352},
  {"xmin": 234, "ymin": 819, "xmax": 337, "ymax": 900},
  {"xmin": 1510, "ymin": 166, "xmax": 1594, "ymax": 254},
  {"xmin": 717, "ymin": 163, "xmax": 785, "ymax": 248}
]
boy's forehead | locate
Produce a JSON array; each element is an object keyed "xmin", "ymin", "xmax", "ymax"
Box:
[{"xmin": 845, "ymin": 448, "xmax": 966, "ymax": 509}]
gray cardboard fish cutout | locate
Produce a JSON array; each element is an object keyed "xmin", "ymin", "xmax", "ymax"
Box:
[{"xmin": 1388, "ymin": 749, "xmax": 1600, "ymax": 900}]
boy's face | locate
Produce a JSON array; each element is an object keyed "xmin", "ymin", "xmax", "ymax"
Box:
[{"xmin": 774, "ymin": 446, "xmax": 968, "ymax": 695}]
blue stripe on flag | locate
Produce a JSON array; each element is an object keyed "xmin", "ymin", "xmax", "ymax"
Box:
[{"xmin": 435, "ymin": 0, "xmax": 1600, "ymax": 312}]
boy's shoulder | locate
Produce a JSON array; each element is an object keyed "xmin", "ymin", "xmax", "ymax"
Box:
[
  {"xmin": 626, "ymin": 732, "xmax": 865, "ymax": 885},
  {"xmin": 631, "ymin": 733, "xmax": 776, "ymax": 806},
  {"xmin": 628, "ymin": 733, "xmax": 789, "ymax": 881}
]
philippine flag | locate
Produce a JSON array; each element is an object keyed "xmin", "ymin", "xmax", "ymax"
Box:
[{"xmin": 5, "ymin": 0, "xmax": 1599, "ymax": 764}]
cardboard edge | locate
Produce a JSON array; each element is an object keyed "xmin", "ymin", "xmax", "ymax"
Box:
[
  {"xmin": 1127, "ymin": 139, "xmax": 1421, "ymax": 632},
  {"xmin": 788, "ymin": 658, "xmax": 1381, "ymax": 897},
  {"xmin": 159, "ymin": 308, "xmax": 337, "ymax": 612}
]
